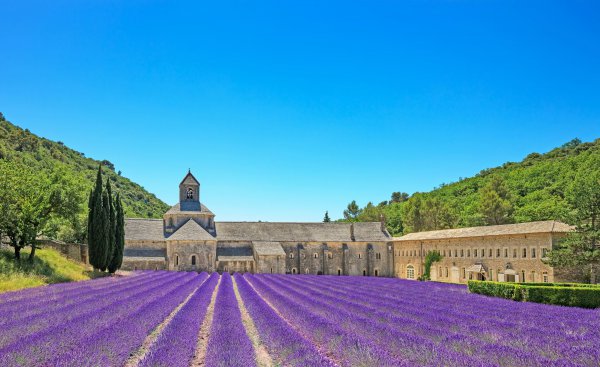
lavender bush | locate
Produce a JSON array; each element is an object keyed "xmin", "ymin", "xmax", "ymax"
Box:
[{"xmin": 205, "ymin": 272, "xmax": 256, "ymax": 367}]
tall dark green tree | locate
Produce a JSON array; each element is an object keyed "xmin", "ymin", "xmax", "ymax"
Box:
[
  {"xmin": 108, "ymin": 193, "xmax": 125, "ymax": 273},
  {"xmin": 88, "ymin": 165, "xmax": 109, "ymax": 270},
  {"xmin": 99, "ymin": 189, "xmax": 111, "ymax": 271},
  {"xmin": 547, "ymin": 155, "xmax": 600, "ymax": 283},
  {"xmin": 323, "ymin": 211, "xmax": 331, "ymax": 223},
  {"xmin": 343, "ymin": 200, "xmax": 362, "ymax": 221},
  {"xmin": 479, "ymin": 176, "xmax": 514, "ymax": 225},
  {"xmin": 105, "ymin": 178, "xmax": 116, "ymax": 270}
]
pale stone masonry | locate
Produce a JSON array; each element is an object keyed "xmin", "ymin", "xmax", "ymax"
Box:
[
  {"xmin": 392, "ymin": 221, "xmax": 572, "ymax": 283},
  {"xmin": 123, "ymin": 171, "xmax": 574, "ymax": 282},
  {"xmin": 123, "ymin": 171, "xmax": 394, "ymax": 276}
]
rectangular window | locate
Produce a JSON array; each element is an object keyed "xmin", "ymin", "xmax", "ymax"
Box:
[
  {"xmin": 542, "ymin": 248, "xmax": 548, "ymax": 258},
  {"xmin": 522, "ymin": 248, "xmax": 527, "ymax": 258},
  {"xmin": 454, "ymin": 249, "xmax": 458, "ymax": 257},
  {"xmin": 462, "ymin": 268, "xmax": 466, "ymax": 278},
  {"xmin": 504, "ymin": 248, "xmax": 508, "ymax": 258},
  {"xmin": 443, "ymin": 250, "xmax": 446, "ymax": 257},
  {"xmin": 531, "ymin": 248, "xmax": 536, "ymax": 258},
  {"xmin": 474, "ymin": 249, "xmax": 478, "ymax": 257},
  {"xmin": 489, "ymin": 269, "xmax": 493, "ymax": 281},
  {"xmin": 497, "ymin": 249, "xmax": 501, "ymax": 258},
  {"xmin": 445, "ymin": 267, "xmax": 449, "ymax": 277},
  {"xmin": 358, "ymin": 253, "xmax": 362, "ymax": 259},
  {"xmin": 543, "ymin": 272, "xmax": 549, "ymax": 283},
  {"xmin": 513, "ymin": 249, "xmax": 517, "ymax": 258},
  {"xmin": 489, "ymin": 249, "xmax": 493, "ymax": 257},
  {"xmin": 461, "ymin": 249, "xmax": 464, "ymax": 257},
  {"xmin": 482, "ymin": 249, "xmax": 485, "ymax": 258},
  {"xmin": 467, "ymin": 249, "xmax": 471, "ymax": 257}
]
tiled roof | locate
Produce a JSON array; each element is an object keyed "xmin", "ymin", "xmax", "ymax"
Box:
[
  {"xmin": 165, "ymin": 203, "xmax": 214, "ymax": 215},
  {"xmin": 214, "ymin": 222, "xmax": 390, "ymax": 242},
  {"xmin": 124, "ymin": 219, "xmax": 164, "ymax": 241},
  {"xmin": 252, "ymin": 241, "xmax": 286, "ymax": 256},
  {"xmin": 395, "ymin": 220, "xmax": 572, "ymax": 241},
  {"xmin": 123, "ymin": 248, "xmax": 166, "ymax": 257},
  {"xmin": 125, "ymin": 219, "xmax": 390, "ymax": 242},
  {"xmin": 217, "ymin": 246, "xmax": 253, "ymax": 257},
  {"xmin": 168, "ymin": 219, "xmax": 216, "ymax": 241}
]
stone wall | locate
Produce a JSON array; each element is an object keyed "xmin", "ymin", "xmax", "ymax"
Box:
[
  {"xmin": 37, "ymin": 239, "xmax": 88, "ymax": 264},
  {"xmin": 280, "ymin": 241, "xmax": 393, "ymax": 277},
  {"xmin": 393, "ymin": 233, "xmax": 558, "ymax": 283},
  {"xmin": 167, "ymin": 240, "xmax": 217, "ymax": 272}
]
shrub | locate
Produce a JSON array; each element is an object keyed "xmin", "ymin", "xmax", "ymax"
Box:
[{"xmin": 468, "ymin": 281, "xmax": 600, "ymax": 309}]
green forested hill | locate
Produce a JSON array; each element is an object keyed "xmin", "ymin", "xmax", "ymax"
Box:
[
  {"xmin": 344, "ymin": 138, "xmax": 600, "ymax": 236},
  {"xmin": 0, "ymin": 113, "xmax": 169, "ymax": 241}
]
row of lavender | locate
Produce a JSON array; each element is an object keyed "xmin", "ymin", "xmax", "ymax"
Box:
[
  {"xmin": 0, "ymin": 271, "xmax": 206, "ymax": 366},
  {"xmin": 245, "ymin": 274, "xmax": 600, "ymax": 367}
]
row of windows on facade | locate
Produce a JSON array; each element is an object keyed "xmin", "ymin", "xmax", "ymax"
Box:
[
  {"xmin": 401, "ymin": 264, "xmax": 549, "ymax": 283},
  {"xmin": 397, "ymin": 247, "xmax": 548, "ymax": 260},
  {"xmin": 288, "ymin": 252, "xmax": 383, "ymax": 260},
  {"xmin": 174, "ymin": 254, "xmax": 209, "ymax": 266}
]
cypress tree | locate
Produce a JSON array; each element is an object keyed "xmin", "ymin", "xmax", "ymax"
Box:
[
  {"xmin": 88, "ymin": 166, "xmax": 104, "ymax": 270},
  {"xmin": 105, "ymin": 179, "xmax": 116, "ymax": 271},
  {"xmin": 109, "ymin": 194, "xmax": 125, "ymax": 273},
  {"xmin": 99, "ymin": 189, "xmax": 111, "ymax": 271}
]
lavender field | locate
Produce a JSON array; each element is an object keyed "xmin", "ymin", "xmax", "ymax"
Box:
[{"xmin": 0, "ymin": 272, "xmax": 598, "ymax": 367}]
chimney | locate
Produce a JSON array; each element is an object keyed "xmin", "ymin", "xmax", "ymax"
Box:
[
  {"xmin": 350, "ymin": 223, "xmax": 355, "ymax": 241},
  {"xmin": 380, "ymin": 214, "xmax": 386, "ymax": 233}
]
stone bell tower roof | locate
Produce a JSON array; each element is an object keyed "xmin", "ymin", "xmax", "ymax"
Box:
[{"xmin": 179, "ymin": 170, "xmax": 201, "ymax": 211}]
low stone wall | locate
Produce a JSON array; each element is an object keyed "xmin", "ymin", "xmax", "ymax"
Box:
[{"xmin": 37, "ymin": 239, "xmax": 88, "ymax": 264}]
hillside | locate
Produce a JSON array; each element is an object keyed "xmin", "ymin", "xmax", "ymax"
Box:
[
  {"xmin": 0, "ymin": 247, "xmax": 104, "ymax": 293},
  {"xmin": 347, "ymin": 138, "xmax": 600, "ymax": 236},
  {"xmin": 0, "ymin": 113, "xmax": 169, "ymax": 241}
]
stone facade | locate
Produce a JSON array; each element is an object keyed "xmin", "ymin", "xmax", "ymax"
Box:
[
  {"xmin": 123, "ymin": 171, "xmax": 393, "ymax": 276},
  {"xmin": 392, "ymin": 221, "xmax": 572, "ymax": 284}
]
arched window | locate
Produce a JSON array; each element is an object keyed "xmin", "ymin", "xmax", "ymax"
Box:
[
  {"xmin": 314, "ymin": 253, "xmax": 318, "ymax": 259},
  {"xmin": 270, "ymin": 267, "xmax": 273, "ymax": 274},
  {"xmin": 186, "ymin": 187, "xmax": 194, "ymax": 199},
  {"xmin": 406, "ymin": 265, "xmax": 415, "ymax": 279},
  {"xmin": 374, "ymin": 269, "xmax": 379, "ymax": 277},
  {"xmin": 292, "ymin": 268, "xmax": 297, "ymax": 274},
  {"xmin": 191, "ymin": 255, "xmax": 196, "ymax": 266},
  {"xmin": 175, "ymin": 255, "xmax": 179, "ymax": 266},
  {"xmin": 362, "ymin": 269, "xmax": 366, "ymax": 276},
  {"xmin": 289, "ymin": 252, "xmax": 294, "ymax": 259},
  {"xmin": 305, "ymin": 268, "xmax": 310, "ymax": 274},
  {"xmin": 337, "ymin": 269, "xmax": 341, "ymax": 276}
]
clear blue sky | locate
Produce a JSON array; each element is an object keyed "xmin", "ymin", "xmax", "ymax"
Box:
[{"xmin": 1, "ymin": 1, "xmax": 599, "ymax": 221}]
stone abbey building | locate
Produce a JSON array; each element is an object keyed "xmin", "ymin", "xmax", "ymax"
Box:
[
  {"xmin": 123, "ymin": 171, "xmax": 394, "ymax": 276},
  {"xmin": 124, "ymin": 171, "xmax": 573, "ymax": 283},
  {"xmin": 393, "ymin": 221, "xmax": 572, "ymax": 283}
]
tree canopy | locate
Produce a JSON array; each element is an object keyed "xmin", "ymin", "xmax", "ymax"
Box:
[{"xmin": 337, "ymin": 138, "xmax": 600, "ymax": 237}]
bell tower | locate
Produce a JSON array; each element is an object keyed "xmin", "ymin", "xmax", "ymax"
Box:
[{"xmin": 179, "ymin": 170, "xmax": 201, "ymax": 211}]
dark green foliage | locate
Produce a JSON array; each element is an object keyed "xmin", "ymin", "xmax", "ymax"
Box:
[
  {"xmin": 108, "ymin": 194, "xmax": 125, "ymax": 273},
  {"xmin": 105, "ymin": 179, "xmax": 116, "ymax": 271},
  {"xmin": 323, "ymin": 211, "xmax": 331, "ymax": 223},
  {"xmin": 0, "ymin": 116, "xmax": 169, "ymax": 245},
  {"xmin": 546, "ymin": 154, "xmax": 600, "ymax": 282},
  {"xmin": 478, "ymin": 176, "xmax": 514, "ymax": 225},
  {"xmin": 0, "ymin": 159, "xmax": 81, "ymax": 261},
  {"xmin": 422, "ymin": 251, "xmax": 443, "ymax": 280},
  {"xmin": 341, "ymin": 137, "xmax": 600, "ymax": 236},
  {"xmin": 468, "ymin": 280, "xmax": 600, "ymax": 308},
  {"xmin": 343, "ymin": 200, "xmax": 361, "ymax": 221}
]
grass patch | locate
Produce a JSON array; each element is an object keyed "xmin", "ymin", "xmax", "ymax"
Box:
[{"xmin": 0, "ymin": 247, "xmax": 105, "ymax": 293}]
